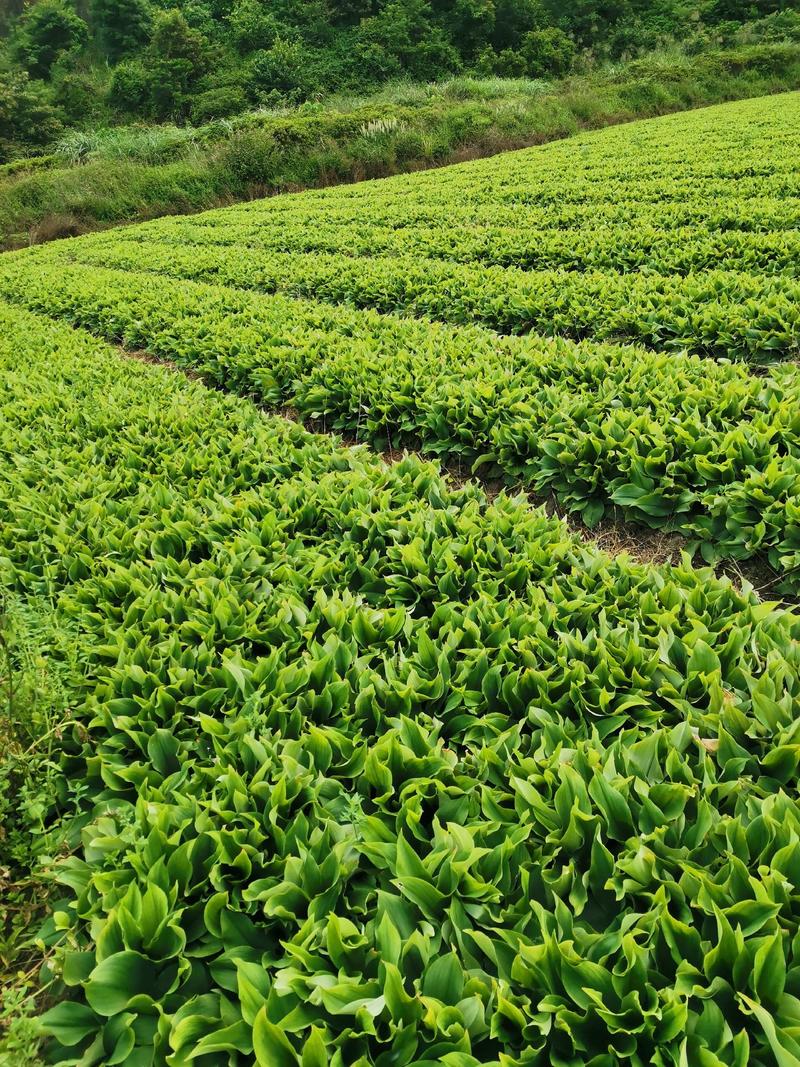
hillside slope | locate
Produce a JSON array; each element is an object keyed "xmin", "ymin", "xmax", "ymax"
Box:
[
  {"xmin": 4, "ymin": 92, "xmax": 800, "ymax": 589},
  {"xmin": 1, "ymin": 41, "xmax": 799, "ymax": 248},
  {"xmin": 3, "ymin": 91, "xmax": 800, "ymax": 1067}
]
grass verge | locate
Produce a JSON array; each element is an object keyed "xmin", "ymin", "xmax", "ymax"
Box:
[{"xmin": 0, "ymin": 597, "xmax": 82, "ymax": 1067}]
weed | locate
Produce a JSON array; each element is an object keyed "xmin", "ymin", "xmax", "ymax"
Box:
[{"xmin": 0, "ymin": 597, "xmax": 81, "ymax": 1066}]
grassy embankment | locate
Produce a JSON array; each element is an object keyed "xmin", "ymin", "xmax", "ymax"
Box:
[{"xmin": 1, "ymin": 40, "xmax": 799, "ymax": 248}]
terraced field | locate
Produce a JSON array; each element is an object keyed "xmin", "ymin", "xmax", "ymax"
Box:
[{"xmin": 3, "ymin": 93, "xmax": 800, "ymax": 1066}]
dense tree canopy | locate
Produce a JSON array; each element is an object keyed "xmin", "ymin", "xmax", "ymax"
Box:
[{"xmin": 0, "ymin": 0, "xmax": 798, "ymax": 152}]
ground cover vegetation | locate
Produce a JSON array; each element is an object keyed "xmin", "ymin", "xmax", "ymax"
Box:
[
  {"xmin": 1, "ymin": 4, "xmax": 799, "ymax": 246},
  {"xmin": 2, "ymin": 93, "xmax": 799, "ymax": 593},
  {"xmin": 4, "ymin": 82, "xmax": 800, "ymax": 1066},
  {"xmin": 3, "ymin": 296, "xmax": 800, "ymax": 1066}
]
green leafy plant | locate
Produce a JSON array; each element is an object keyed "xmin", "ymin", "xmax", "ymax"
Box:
[
  {"xmin": 1, "ymin": 298, "xmax": 800, "ymax": 1064},
  {"xmin": 0, "ymin": 598, "xmax": 81, "ymax": 1067},
  {"xmin": 3, "ymin": 93, "xmax": 800, "ymax": 587},
  {"xmin": 3, "ymin": 90, "xmax": 800, "ymax": 1067}
]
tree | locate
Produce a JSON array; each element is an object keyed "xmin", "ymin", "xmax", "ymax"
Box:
[
  {"xmin": 707, "ymin": 0, "xmax": 786, "ymax": 21},
  {"xmin": 491, "ymin": 0, "xmax": 546, "ymax": 49},
  {"xmin": 356, "ymin": 0, "xmax": 461, "ymax": 82},
  {"xmin": 544, "ymin": 0, "xmax": 632, "ymax": 48},
  {"xmin": 149, "ymin": 9, "xmax": 208, "ymax": 67},
  {"xmin": 190, "ymin": 84, "xmax": 247, "ymax": 122},
  {"xmin": 108, "ymin": 58, "xmax": 151, "ymax": 112},
  {"xmin": 146, "ymin": 9, "xmax": 209, "ymax": 116},
  {"xmin": 434, "ymin": 0, "xmax": 496, "ymax": 58},
  {"xmin": 492, "ymin": 47, "xmax": 528, "ymax": 75},
  {"xmin": 15, "ymin": 0, "xmax": 89, "ymax": 77},
  {"xmin": 0, "ymin": 70, "xmax": 62, "ymax": 160},
  {"xmin": 247, "ymin": 36, "xmax": 312, "ymax": 99},
  {"xmin": 521, "ymin": 26, "xmax": 576, "ymax": 75},
  {"xmin": 327, "ymin": 0, "xmax": 378, "ymax": 24},
  {"xmin": 228, "ymin": 0, "xmax": 282, "ymax": 53},
  {"xmin": 50, "ymin": 63, "xmax": 106, "ymax": 122},
  {"xmin": 91, "ymin": 0, "xmax": 152, "ymax": 62},
  {"xmin": 0, "ymin": 0, "xmax": 27, "ymax": 34}
]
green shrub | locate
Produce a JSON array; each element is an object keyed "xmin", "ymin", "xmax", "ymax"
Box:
[
  {"xmin": 190, "ymin": 85, "xmax": 247, "ymax": 123},
  {"xmin": 13, "ymin": 0, "xmax": 88, "ymax": 78}
]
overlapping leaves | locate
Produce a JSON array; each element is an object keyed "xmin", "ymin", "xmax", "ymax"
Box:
[
  {"xmin": 3, "ymin": 305, "xmax": 800, "ymax": 1065},
  {"xmin": 1, "ymin": 255, "xmax": 798, "ymax": 589}
]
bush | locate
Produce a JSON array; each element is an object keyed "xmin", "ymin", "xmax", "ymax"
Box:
[
  {"xmin": 355, "ymin": 0, "xmax": 462, "ymax": 83},
  {"xmin": 49, "ymin": 65, "xmax": 107, "ymax": 126},
  {"xmin": 91, "ymin": 0, "xmax": 151, "ymax": 62},
  {"xmin": 215, "ymin": 128, "xmax": 280, "ymax": 184},
  {"xmin": 522, "ymin": 26, "xmax": 576, "ymax": 76},
  {"xmin": 190, "ymin": 85, "xmax": 247, "ymax": 123},
  {"xmin": 227, "ymin": 0, "xmax": 282, "ymax": 53},
  {"xmin": 247, "ymin": 37, "xmax": 317, "ymax": 101},
  {"xmin": 0, "ymin": 72, "xmax": 61, "ymax": 162},
  {"xmin": 492, "ymin": 48, "xmax": 529, "ymax": 77},
  {"xmin": 108, "ymin": 60, "xmax": 151, "ymax": 114}
]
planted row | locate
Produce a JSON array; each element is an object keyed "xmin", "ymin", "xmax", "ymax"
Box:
[
  {"xmin": 1, "ymin": 257, "xmax": 799, "ymax": 589},
  {"xmin": 55, "ymin": 237, "xmax": 800, "ymax": 362},
  {"xmin": 146, "ymin": 193, "xmax": 800, "ymax": 238},
  {"xmin": 4, "ymin": 301, "xmax": 800, "ymax": 1066},
  {"xmin": 24, "ymin": 93, "xmax": 800, "ymax": 373},
  {"xmin": 83, "ymin": 216, "xmax": 800, "ymax": 277}
]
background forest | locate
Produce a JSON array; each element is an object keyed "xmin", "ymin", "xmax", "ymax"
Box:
[{"xmin": 1, "ymin": 0, "xmax": 799, "ymax": 160}]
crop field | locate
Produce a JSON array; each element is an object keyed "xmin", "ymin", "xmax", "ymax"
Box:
[
  {"xmin": 3, "ymin": 93, "xmax": 800, "ymax": 594},
  {"xmin": 2, "ymin": 93, "xmax": 800, "ymax": 1066}
]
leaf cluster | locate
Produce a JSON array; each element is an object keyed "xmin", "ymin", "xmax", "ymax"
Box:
[{"xmin": 2, "ymin": 299, "xmax": 800, "ymax": 1064}]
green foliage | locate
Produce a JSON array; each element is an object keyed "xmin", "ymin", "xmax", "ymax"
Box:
[
  {"xmin": 54, "ymin": 123, "xmax": 198, "ymax": 164},
  {"xmin": 355, "ymin": 0, "xmax": 462, "ymax": 81},
  {"xmin": 0, "ymin": 1002, "xmax": 46, "ymax": 1067},
  {"xmin": 0, "ymin": 0, "xmax": 796, "ymax": 159},
  {"xmin": 104, "ymin": 9, "xmax": 211, "ymax": 120},
  {"xmin": 145, "ymin": 9, "xmax": 209, "ymax": 118},
  {"xmin": 48, "ymin": 65, "xmax": 108, "ymax": 127},
  {"xmin": 248, "ymin": 38, "xmax": 316, "ymax": 103},
  {"xmin": 3, "ymin": 39, "xmax": 797, "ymax": 229},
  {"xmin": 227, "ymin": 0, "xmax": 282, "ymax": 53},
  {"xmin": 190, "ymin": 84, "xmax": 247, "ymax": 122},
  {"xmin": 107, "ymin": 59, "xmax": 154, "ymax": 114},
  {"xmin": 0, "ymin": 72, "xmax": 62, "ymax": 161},
  {"xmin": 13, "ymin": 0, "xmax": 89, "ymax": 78},
  {"xmin": 2, "ymin": 94, "xmax": 800, "ymax": 589},
  {"xmin": 0, "ymin": 597, "xmax": 81, "ymax": 1067},
  {"xmin": 91, "ymin": 0, "xmax": 153, "ymax": 62},
  {"xmin": 2, "ymin": 298, "xmax": 800, "ymax": 1064},
  {"xmin": 521, "ymin": 26, "xmax": 577, "ymax": 76}
]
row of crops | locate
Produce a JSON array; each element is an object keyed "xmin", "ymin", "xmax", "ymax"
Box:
[
  {"xmin": 32, "ymin": 240, "xmax": 800, "ymax": 360},
  {"xmin": 1, "ymin": 96, "xmax": 799, "ymax": 593},
  {"xmin": 1, "ymin": 251, "xmax": 798, "ymax": 590},
  {"xmin": 5, "ymin": 298, "xmax": 800, "ymax": 1066},
  {"xmin": 3, "ymin": 93, "xmax": 800, "ymax": 1065}
]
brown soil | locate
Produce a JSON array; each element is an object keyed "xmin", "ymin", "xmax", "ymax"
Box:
[{"xmin": 123, "ymin": 347, "xmax": 203, "ymax": 380}]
